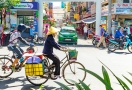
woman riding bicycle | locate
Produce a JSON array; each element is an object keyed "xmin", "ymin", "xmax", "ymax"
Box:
[
  {"xmin": 42, "ymin": 26, "xmax": 66, "ymax": 79},
  {"xmin": 8, "ymin": 24, "xmax": 34, "ymax": 71}
]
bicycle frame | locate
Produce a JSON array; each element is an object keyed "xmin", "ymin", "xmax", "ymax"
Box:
[{"xmin": 44, "ymin": 51, "xmax": 75, "ymax": 73}]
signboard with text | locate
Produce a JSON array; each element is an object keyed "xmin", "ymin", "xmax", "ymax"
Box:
[
  {"xmin": 112, "ymin": 3, "xmax": 132, "ymax": 14},
  {"xmin": 11, "ymin": 2, "xmax": 39, "ymax": 10}
]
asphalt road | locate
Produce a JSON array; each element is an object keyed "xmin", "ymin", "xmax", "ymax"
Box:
[{"xmin": 0, "ymin": 38, "xmax": 132, "ymax": 90}]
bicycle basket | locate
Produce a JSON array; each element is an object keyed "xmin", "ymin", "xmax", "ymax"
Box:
[{"xmin": 68, "ymin": 49, "xmax": 78, "ymax": 60}]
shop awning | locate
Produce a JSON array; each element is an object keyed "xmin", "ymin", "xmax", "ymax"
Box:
[
  {"xmin": 82, "ymin": 17, "xmax": 96, "ymax": 24},
  {"xmin": 73, "ymin": 20, "xmax": 82, "ymax": 24}
]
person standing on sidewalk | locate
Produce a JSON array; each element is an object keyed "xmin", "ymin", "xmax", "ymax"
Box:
[
  {"xmin": 97, "ymin": 25, "xmax": 106, "ymax": 48},
  {"xmin": 83, "ymin": 24, "xmax": 88, "ymax": 40},
  {"xmin": 30, "ymin": 25, "xmax": 35, "ymax": 43}
]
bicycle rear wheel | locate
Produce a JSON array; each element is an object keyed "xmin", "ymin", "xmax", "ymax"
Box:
[
  {"xmin": 26, "ymin": 74, "xmax": 49, "ymax": 86},
  {"xmin": 0, "ymin": 57, "xmax": 13, "ymax": 78},
  {"xmin": 62, "ymin": 61, "xmax": 86, "ymax": 85}
]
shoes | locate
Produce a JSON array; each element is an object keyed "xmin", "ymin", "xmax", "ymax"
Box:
[
  {"xmin": 54, "ymin": 75, "xmax": 61, "ymax": 79},
  {"xmin": 9, "ymin": 66, "xmax": 16, "ymax": 72}
]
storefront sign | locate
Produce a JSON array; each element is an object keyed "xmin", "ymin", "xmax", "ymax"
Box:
[
  {"xmin": 91, "ymin": 4, "xmax": 96, "ymax": 15},
  {"xmin": 112, "ymin": 3, "xmax": 132, "ymax": 14},
  {"xmin": 101, "ymin": 5, "xmax": 108, "ymax": 16},
  {"xmin": 11, "ymin": 2, "xmax": 38, "ymax": 10}
]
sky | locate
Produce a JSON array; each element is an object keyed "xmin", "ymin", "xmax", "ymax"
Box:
[{"xmin": 53, "ymin": 2, "xmax": 61, "ymax": 8}]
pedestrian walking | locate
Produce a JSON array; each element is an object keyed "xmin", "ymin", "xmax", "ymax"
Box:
[
  {"xmin": 83, "ymin": 24, "xmax": 88, "ymax": 40},
  {"xmin": 97, "ymin": 25, "xmax": 106, "ymax": 48}
]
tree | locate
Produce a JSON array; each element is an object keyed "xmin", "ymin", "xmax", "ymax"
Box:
[{"xmin": 0, "ymin": 0, "xmax": 20, "ymax": 9}]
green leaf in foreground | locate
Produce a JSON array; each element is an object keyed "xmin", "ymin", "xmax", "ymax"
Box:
[
  {"xmin": 123, "ymin": 75, "xmax": 132, "ymax": 85},
  {"xmin": 117, "ymin": 77, "xmax": 130, "ymax": 90},
  {"xmin": 99, "ymin": 60, "xmax": 130, "ymax": 90},
  {"xmin": 39, "ymin": 84, "xmax": 44, "ymax": 89},
  {"xmin": 79, "ymin": 80, "xmax": 91, "ymax": 90},
  {"xmin": 128, "ymin": 72, "xmax": 132, "ymax": 76},
  {"xmin": 68, "ymin": 79, "xmax": 83, "ymax": 90},
  {"xmin": 102, "ymin": 66, "xmax": 111, "ymax": 90},
  {"xmin": 79, "ymin": 68, "xmax": 113, "ymax": 90},
  {"xmin": 54, "ymin": 81, "xmax": 71, "ymax": 90}
]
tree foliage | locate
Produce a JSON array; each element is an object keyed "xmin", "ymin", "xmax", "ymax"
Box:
[{"xmin": 0, "ymin": 0, "xmax": 20, "ymax": 9}]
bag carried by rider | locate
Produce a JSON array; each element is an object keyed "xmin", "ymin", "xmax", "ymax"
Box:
[{"xmin": 25, "ymin": 56, "xmax": 45, "ymax": 76}]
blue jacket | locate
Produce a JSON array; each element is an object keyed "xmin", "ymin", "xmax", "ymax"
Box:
[
  {"xmin": 115, "ymin": 30, "xmax": 123, "ymax": 38},
  {"xmin": 43, "ymin": 35, "xmax": 60, "ymax": 55}
]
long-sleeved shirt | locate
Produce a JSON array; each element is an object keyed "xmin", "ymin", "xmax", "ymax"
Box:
[
  {"xmin": 115, "ymin": 30, "xmax": 123, "ymax": 38},
  {"xmin": 100, "ymin": 28, "xmax": 105, "ymax": 36},
  {"xmin": 43, "ymin": 35, "xmax": 60, "ymax": 55}
]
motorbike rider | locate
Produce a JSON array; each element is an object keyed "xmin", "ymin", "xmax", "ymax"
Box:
[
  {"xmin": 115, "ymin": 26, "xmax": 124, "ymax": 49},
  {"xmin": 8, "ymin": 24, "xmax": 34, "ymax": 71}
]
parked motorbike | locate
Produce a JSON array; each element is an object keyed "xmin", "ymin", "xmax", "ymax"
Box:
[
  {"xmin": 26, "ymin": 32, "xmax": 44, "ymax": 45},
  {"xmin": 92, "ymin": 34, "xmax": 111, "ymax": 47},
  {"xmin": 108, "ymin": 36, "xmax": 132, "ymax": 53}
]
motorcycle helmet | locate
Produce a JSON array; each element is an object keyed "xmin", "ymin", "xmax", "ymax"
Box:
[
  {"xmin": 117, "ymin": 26, "xmax": 121, "ymax": 30},
  {"xmin": 17, "ymin": 24, "xmax": 26, "ymax": 33}
]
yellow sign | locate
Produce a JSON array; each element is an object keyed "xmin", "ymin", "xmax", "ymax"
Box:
[{"xmin": 66, "ymin": 2, "xmax": 70, "ymax": 12}]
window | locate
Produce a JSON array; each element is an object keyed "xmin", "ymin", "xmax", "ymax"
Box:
[{"xmin": 123, "ymin": 0, "xmax": 129, "ymax": 3}]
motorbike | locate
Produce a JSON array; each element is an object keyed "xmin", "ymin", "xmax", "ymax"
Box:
[
  {"xmin": 92, "ymin": 34, "xmax": 112, "ymax": 47},
  {"xmin": 26, "ymin": 32, "xmax": 44, "ymax": 45},
  {"xmin": 108, "ymin": 36, "xmax": 132, "ymax": 53}
]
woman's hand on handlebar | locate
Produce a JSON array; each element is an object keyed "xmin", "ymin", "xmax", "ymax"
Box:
[{"xmin": 60, "ymin": 46, "xmax": 68, "ymax": 52}]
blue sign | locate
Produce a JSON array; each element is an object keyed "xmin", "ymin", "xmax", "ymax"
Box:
[
  {"xmin": 11, "ymin": 2, "xmax": 39, "ymax": 10},
  {"xmin": 34, "ymin": 11, "xmax": 38, "ymax": 32}
]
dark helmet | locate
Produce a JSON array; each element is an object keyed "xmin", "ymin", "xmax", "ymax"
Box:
[{"xmin": 17, "ymin": 24, "xmax": 26, "ymax": 32}]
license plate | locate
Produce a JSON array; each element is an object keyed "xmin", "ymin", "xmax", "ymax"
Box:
[{"xmin": 65, "ymin": 39, "xmax": 71, "ymax": 41}]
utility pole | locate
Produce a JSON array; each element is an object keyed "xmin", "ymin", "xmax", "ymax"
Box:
[{"xmin": 108, "ymin": 0, "xmax": 112, "ymax": 34}]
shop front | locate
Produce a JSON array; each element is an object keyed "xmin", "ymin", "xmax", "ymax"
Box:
[
  {"xmin": 111, "ymin": 3, "xmax": 132, "ymax": 27},
  {"xmin": 6, "ymin": 2, "xmax": 39, "ymax": 32}
]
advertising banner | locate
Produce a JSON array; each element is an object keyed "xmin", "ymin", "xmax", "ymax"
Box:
[
  {"xmin": 11, "ymin": 2, "xmax": 39, "ymax": 10},
  {"xmin": 112, "ymin": 3, "xmax": 132, "ymax": 14}
]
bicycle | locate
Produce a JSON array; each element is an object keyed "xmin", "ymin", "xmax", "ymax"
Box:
[
  {"xmin": 0, "ymin": 46, "xmax": 36, "ymax": 78},
  {"xmin": 26, "ymin": 47, "xmax": 86, "ymax": 86}
]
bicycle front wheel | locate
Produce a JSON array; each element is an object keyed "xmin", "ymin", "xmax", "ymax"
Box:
[
  {"xmin": 62, "ymin": 61, "xmax": 86, "ymax": 85},
  {"xmin": 0, "ymin": 57, "xmax": 13, "ymax": 78}
]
